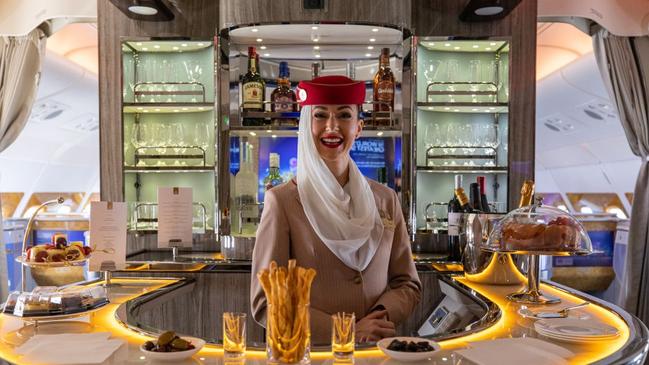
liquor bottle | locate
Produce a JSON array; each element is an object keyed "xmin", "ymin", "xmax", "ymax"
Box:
[
  {"xmin": 377, "ymin": 167, "xmax": 388, "ymax": 186},
  {"xmin": 454, "ymin": 186, "xmax": 474, "ymax": 213},
  {"xmin": 270, "ymin": 62, "xmax": 297, "ymax": 126},
  {"xmin": 242, "ymin": 47, "xmax": 265, "ymax": 126},
  {"xmin": 234, "ymin": 141, "xmax": 258, "ymax": 236},
  {"xmin": 372, "ymin": 48, "xmax": 395, "ymax": 127},
  {"xmin": 447, "ymin": 175, "xmax": 465, "ymax": 262},
  {"xmin": 311, "ymin": 62, "xmax": 320, "ymax": 79},
  {"xmin": 263, "ymin": 153, "xmax": 284, "ymax": 191},
  {"xmin": 519, "ymin": 179, "xmax": 535, "ymax": 207},
  {"xmin": 477, "ymin": 176, "xmax": 491, "ymax": 213},
  {"xmin": 469, "ymin": 183, "xmax": 483, "ymax": 212}
]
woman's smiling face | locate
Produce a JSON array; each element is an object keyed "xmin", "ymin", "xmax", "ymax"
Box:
[{"xmin": 310, "ymin": 104, "xmax": 363, "ymax": 163}]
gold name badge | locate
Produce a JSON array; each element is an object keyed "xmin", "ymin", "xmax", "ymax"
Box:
[{"xmin": 379, "ymin": 211, "xmax": 395, "ymax": 229}]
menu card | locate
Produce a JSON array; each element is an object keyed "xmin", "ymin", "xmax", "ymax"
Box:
[
  {"xmin": 157, "ymin": 187, "xmax": 193, "ymax": 248},
  {"xmin": 89, "ymin": 202, "xmax": 127, "ymax": 272}
]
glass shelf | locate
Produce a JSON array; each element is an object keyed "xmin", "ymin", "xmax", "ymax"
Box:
[
  {"xmin": 123, "ymin": 40, "xmax": 212, "ymax": 53},
  {"xmin": 416, "ymin": 166, "xmax": 507, "ymax": 173},
  {"xmin": 229, "ymin": 126, "xmax": 401, "ymax": 138},
  {"xmin": 417, "ymin": 102, "xmax": 508, "ymax": 113},
  {"xmin": 124, "ymin": 166, "xmax": 215, "ymax": 173},
  {"xmin": 123, "ymin": 103, "xmax": 214, "ymax": 113}
]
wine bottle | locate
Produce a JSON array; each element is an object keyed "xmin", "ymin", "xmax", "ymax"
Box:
[
  {"xmin": 477, "ymin": 176, "xmax": 491, "ymax": 213},
  {"xmin": 447, "ymin": 175, "xmax": 464, "ymax": 262},
  {"xmin": 242, "ymin": 47, "xmax": 265, "ymax": 126},
  {"xmin": 469, "ymin": 183, "xmax": 483, "ymax": 212},
  {"xmin": 519, "ymin": 179, "xmax": 535, "ymax": 207}
]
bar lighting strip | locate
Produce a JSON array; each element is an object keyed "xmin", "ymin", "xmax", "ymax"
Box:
[{"xmin": 0, "ymin": 277, "xmax": 630, "ymax": 364}]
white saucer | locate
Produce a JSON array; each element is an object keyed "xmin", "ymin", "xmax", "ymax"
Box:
[{"xmin": 534, "ymin": 318, "xmax": 619, "ymax": 343}]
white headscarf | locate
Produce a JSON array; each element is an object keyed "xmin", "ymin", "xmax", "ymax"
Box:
[{"xmin": 296, "ymin": 105, "xmax": 384, "ymax": 272}]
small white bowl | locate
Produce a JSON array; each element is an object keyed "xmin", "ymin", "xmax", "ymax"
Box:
[
  {"xmin": 139, "ymin": 337, "xmax": 205, "ymax": 362},
  {"xmin": 377, "ymin": 337, "xmax": 441, "ymax": 362}
]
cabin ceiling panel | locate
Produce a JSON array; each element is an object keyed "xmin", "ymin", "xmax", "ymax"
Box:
[
  {"xmin": 583, "ymin": 136, "xmax": 636, "ymax": 164},
  {"xmin": 219, "ymin": 0, "xmax": 410, "ymax": 31},
  {"xmin": 31, "ymin": 163, "xmax": 96, "ymax": 193},
  {"xmin": 0, "ymin": 159, "xmax": 45, "ymax": 191},
  {"xmin": 535, "ymin": 168, "xmax": 561, "ymax": 193},
  {"xmin": 547, "ymin": 164, "xmax": 615, "ymax": 193},
  {"xmin": 537, "ymin": 145, "xmax": 599, "ymax": 169},
  {"xmin": 601, "ymin": 160, "xmax": 643, "ymax": 193}
]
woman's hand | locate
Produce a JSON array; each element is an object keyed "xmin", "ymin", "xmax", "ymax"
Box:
[{"xmin": 356, "ymin": 310, "xmax": 395, "ymax": 343}]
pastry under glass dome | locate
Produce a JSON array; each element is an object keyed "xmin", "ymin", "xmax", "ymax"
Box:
[{"xmin": 482, "ymin": 200, "xmax": 593, "ymax": 304}]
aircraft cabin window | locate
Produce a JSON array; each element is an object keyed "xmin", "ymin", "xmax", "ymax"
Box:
[
  {"xmin": 537, "ymin": 193, "xmax": 569, "ymax": 212},
  {"xmin": 566, "ymin": 193, "xmax": 629, "ymax": 219},
  {"xmin": 21, "ymin": 192, "xmax": 86, "ymax": 218},
  {"xmin": 0, "ymin": 193, "xmax": 24, "ymax": 219}
]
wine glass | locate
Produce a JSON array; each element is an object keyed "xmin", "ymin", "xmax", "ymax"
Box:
[
  {"xmin": 445, "ymin": 59, "xmax": 460, "ymax": 82},
  {"xmin": 423, "ymin": 59, "xmax": 442, "ymax": 85},
  {"xmin": 469, "ymin": 59, "xmax": 481, "ymax": 84}
]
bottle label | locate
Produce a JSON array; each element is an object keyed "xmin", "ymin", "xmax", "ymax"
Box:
[
  {"xmin": 243, "ymin": 82, "xmax": 264, "ymax": 108},
  {"xmin": 447, "ymin": 212, "xmax": 462, "ymax": 236},
  {"xmin": 273, "ymin": 95, "xmax": 293, "ymax": 112},
  {"xmin": 376, "ymin": 81, "xmax": 394, "ymax": 102}
]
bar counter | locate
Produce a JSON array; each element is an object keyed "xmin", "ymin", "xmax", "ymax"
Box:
[{"xmin": 0, "ymin": 264, "xmax": 647, "ymax": 365}]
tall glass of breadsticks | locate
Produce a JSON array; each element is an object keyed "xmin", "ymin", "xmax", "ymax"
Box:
[
  {"xmin": 258, "ymin": 260, "xmax": 316, "ymax": 364},
  {"xmin": 483, "ymin": 197, "xmax": 593, "ymax": 305}
]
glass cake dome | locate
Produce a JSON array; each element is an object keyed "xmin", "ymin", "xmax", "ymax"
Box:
[{"xmin": 483, "ymin": 204, "xmax": 593, "ymax": 256}]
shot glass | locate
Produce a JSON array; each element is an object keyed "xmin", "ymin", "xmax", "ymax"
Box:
[
  {"xmin": 223, "ymin": 312, "xmax": 246, "ymax": 357},
  {"xmin": 332, "ymin": 312, "xmax": 355, "ymax": 361}
]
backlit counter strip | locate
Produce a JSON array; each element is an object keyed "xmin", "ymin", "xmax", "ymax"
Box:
[{"xmin": 0, "ymin": 276, "xmax": 645, "ymax": 364}]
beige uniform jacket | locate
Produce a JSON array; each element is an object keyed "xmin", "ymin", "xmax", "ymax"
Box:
[{"xmin": 250, "ymin": 178, "xmax": 421, "ymax": 343}]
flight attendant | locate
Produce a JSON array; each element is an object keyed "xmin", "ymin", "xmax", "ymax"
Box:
[{"xmin": 251, "ymin": 75, "xmax": 421, "ymax": 344}]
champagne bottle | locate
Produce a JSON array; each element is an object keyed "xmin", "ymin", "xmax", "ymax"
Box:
[
  {"xmin": 454, "ymin": 187, "xmax": 474, "ymax": 213},
  {"xmin": 477, "ymin": 176, "xmax": 491, "ymax": 213},
  {"xmin": 519, "ymin": 180, "xmax": 535, "ymax": 207}
]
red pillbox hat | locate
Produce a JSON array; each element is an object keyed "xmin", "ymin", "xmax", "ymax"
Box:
[{"xmin": 296, "ymin": 75, "xmax": 366, "ymax": 106}]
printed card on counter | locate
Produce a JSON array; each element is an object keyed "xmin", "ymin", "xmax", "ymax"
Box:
[
  {"xmin": 157, "ymin": 187, "xmax": 193, "ymax": 248},
  {"xmin": 89, "ymin": 202, "xmax": 127, "ymax": 272}
]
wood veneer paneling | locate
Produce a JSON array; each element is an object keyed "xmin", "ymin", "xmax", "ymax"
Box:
[
  {"xmin": 97, "ymin": 0, "xmax": 219, "ymax": 202},
  {"xmin": 219, "ymin": 0, "xmax": 411, "ymax": 30}
]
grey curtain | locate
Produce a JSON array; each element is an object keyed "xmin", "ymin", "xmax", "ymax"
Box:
[
  {"xmin": 0, "ymin": 28, "xmax": 47, "ymax": 297},
  {"xmin": 593, "ymin": 29, "xmax": 649, "ymax": 322},
  {"xmin": 0, "ymin": 28, "xmax": 46, "ymax": 152}
]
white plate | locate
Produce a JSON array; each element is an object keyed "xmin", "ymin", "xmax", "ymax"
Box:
[
  {"xmin": 534, "ymin": 319, "xmax": 619, "ymax": 342},
  {"xmin": 377, "ymin": 337, "xmax": 441, "ymax": 362},
  {"xmin": 140, "ymin": 337, "xmax": 205, "ymax": 362}
]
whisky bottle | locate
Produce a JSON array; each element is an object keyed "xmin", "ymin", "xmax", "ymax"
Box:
[
  {"xmin": 270, "ymin": 62, "xmax": 297, "ymax": 126},
  {"xmin": 372, "ymin": 48, "xmax": 395, "ymax": 127},
  {"xmin": 263, "ymin": 153, "xmax": 284, "ymax": 191},
  {"xmin": 242, "ymin": 47, "xmax": 265, "ymax": 126}
]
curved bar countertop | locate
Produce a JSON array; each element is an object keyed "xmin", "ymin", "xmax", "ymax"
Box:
[{"xmin": 0, "ymin": 273, "xmax": 646, "ymax": 365}]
